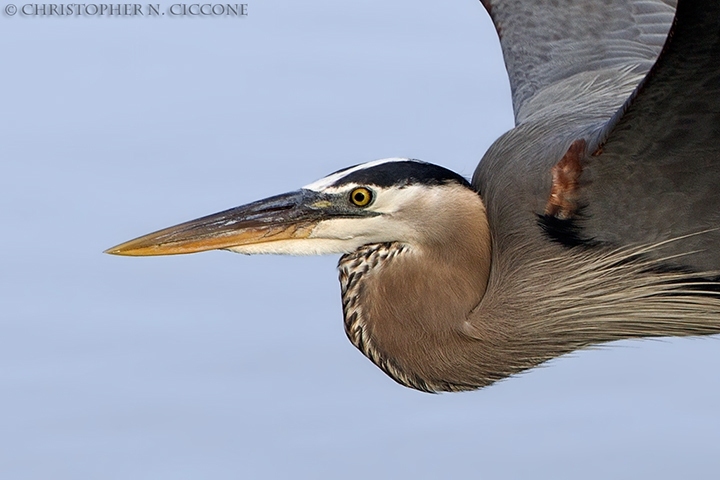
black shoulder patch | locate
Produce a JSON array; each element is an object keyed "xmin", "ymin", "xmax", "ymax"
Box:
[
  {"xmin": 333, "ymin": 160, "xmax": 472, "ymax": 189},
  {"xmin": 537, "ymin": 213, "xmax": 596, "ymax": 248}
]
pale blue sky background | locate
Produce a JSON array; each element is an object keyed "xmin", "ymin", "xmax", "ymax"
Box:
[{"xmin": 1, "ymin": 1, "xmax": 719, "ymax": 478}]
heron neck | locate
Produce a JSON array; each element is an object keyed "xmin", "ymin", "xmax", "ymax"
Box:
[{"xmin": 338, "ymin": 204, "xmax": 493, "ymax": 392}]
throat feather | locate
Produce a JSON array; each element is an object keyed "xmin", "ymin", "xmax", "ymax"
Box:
[
  {"xmin": 337, "ymin": 242, "xmax": 435, "ymax": 391},
  {"xmin": 338, "ymin": 242, "xmax": 408, "ymax": 350}
]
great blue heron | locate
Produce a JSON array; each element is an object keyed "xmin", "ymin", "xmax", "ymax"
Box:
[{"xmin": 107, "ymin": 0, "xmax": 720, "ymax": 392}]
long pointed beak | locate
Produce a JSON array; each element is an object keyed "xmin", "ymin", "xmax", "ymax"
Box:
[{"xmin": 105, "ymin": 190, "xmax": 330, "ymax": 256}]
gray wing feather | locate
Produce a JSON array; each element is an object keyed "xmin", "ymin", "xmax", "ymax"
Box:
[
  {"xmin": 482, "ymin": 0, "xmax": 676, "ymax": 124},
  {"xmin": 579, "ymin": 0, "xmax": 720, "ymax": 271}
]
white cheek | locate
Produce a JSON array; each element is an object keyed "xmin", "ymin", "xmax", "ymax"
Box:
[
  {"xmin": 309, "ymin": 217, "xmax": 416, "ymax": 244},
  {"xmin": 225, "ymin": 238, "xmax": 360, "ymax": 256},
  {"xmin": 368, "ymin": 185, "xmax": 431, "ymax": 215}
]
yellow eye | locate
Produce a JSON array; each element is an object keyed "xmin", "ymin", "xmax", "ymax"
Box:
[{"xmin": 349, "ymin": 187, "xmax": 373, "ymax": 207}]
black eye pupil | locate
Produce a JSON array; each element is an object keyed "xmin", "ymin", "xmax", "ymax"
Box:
[{"xmin": 354, "ymin": 193, "xmax": 364, "ymax": 202}]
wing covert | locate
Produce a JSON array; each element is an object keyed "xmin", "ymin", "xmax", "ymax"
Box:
[
  {"xmin": 481, "ymin": 0, "xmax": 676, "ymax": 124},
  {"xmin": 574, "ymin": 0, "xmax": 720, "ymax": 270}
]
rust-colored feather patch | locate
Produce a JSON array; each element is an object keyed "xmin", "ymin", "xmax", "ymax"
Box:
[{"xmin": 545, "ymin": 139, "xmax": 586, "ymax": 219}]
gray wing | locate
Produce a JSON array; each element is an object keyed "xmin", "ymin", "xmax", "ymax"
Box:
[
  {"xmin": 481, "ymin": 0, "xmax": 676, "ymax": 124},
  {"xmin": 571, "ymin": 0, "xmax": 720, "ymax": 271}
]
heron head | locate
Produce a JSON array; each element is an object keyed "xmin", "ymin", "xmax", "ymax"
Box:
[{"xmin": 106, "ymin": 158, "xmax": 487, "ymax": 257}]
